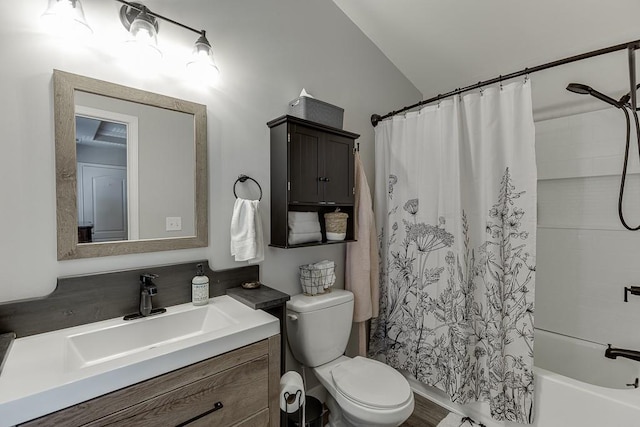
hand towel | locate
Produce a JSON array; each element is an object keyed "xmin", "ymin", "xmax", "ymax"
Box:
[
  {"xmin": 287, "ymin": 231, "xmax": 322, "ymax": 245},
  {"xmin": 346, "ymin": 151, "xmax": 379, "ymax": 356},
  {"xmin": 289, "ymin": 221, "xmax": 321, "ymax": 234},
  {"xmin": 230, "ymin": 198, "xmax": 264, "ymax": 263}
]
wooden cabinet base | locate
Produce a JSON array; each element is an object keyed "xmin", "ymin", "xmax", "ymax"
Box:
[{"xmin": 20, "ymin": 335, "xmax": 280, "ymax": 427}]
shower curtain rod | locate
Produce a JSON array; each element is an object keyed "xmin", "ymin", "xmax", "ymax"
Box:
[{"xmin": 371, "ymin": 38, "xmax": 640, "ymax": 127}]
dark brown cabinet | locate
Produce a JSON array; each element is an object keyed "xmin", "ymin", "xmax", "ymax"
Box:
[{"xmin": 268, "ymin": 115, "xmax": 359, "ymax": 248}]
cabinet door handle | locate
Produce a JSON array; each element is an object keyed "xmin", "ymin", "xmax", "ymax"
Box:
[
  {"xmin": 178, "ymin": 401, "xmax": 224, "ymax": 426},
  {"xmin": 318, "ymin": 177, "xmax": 326, "ymax": 182}
]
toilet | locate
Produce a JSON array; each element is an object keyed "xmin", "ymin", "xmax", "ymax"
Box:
[{"xmin": 286, "ymin": 289, "xmax": 414, "ymax": 427}]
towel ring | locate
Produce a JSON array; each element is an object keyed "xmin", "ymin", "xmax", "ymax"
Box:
[{"xmin": 233, "ymin": 174, "xmax": 262, "ymax": 201}]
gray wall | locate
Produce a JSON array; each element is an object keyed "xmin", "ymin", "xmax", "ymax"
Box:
[{"xmin": 0, "ymin": 0, "xmax": 420, "ymax": 308}]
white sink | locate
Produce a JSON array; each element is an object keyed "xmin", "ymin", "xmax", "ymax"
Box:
[
  {"xmin": 0, "ymin": 295, "xmax": 279, "ymax": 426},
  {"xmin": 66, "ymin": 304, "xmax": 236, "ymax": 369}
]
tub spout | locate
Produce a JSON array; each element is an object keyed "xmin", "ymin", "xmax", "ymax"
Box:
[{"xmin": 605, "ymin": 344, "xmax": 640, "ymax": 362}]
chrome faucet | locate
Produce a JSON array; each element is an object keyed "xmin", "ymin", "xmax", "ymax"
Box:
[{"xmin": 123, "ymin": 273, "xmax": 167, "ymax": 320}]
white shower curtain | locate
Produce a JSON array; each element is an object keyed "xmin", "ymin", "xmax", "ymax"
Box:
[{"xmin": 370, "ymin": 81, "xmax": 537, "ymax": 423}]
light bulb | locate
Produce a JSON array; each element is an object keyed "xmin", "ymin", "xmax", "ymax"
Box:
[
  {"xmin": 186, "ymin": 31, "xmax": 220, "ymax": 86},
  {"xmin": 41, "ymin": 0, "xmax": 92, "ymax": 37}
]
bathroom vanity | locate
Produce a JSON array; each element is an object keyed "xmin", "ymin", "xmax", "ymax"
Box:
[
  {"xmin": 19, "ymin": 337, "xmax": 279, "ymax": 426},
  {"xmin": 0, "ymin": 295, "xmax": 281, "ymax": 426}
]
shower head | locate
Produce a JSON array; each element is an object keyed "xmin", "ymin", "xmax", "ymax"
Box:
[
  {"xmin": 566, "ymin": 83, "xmax": 622, "ymax": 108},
  {"xmin": 566, "ymin": 83, "xmax": 591, "ymax": 95}
]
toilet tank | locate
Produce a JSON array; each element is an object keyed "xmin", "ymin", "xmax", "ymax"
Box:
[{"xmin": 286, "ymin": 289, "xmax": 354, "ymax": 367}]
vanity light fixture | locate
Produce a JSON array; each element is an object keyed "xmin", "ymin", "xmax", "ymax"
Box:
[
  {"xmin": 116, "ymin": 0, "xmax": 220, "ymax": 84},
  {"xmin": 119, "ymin": 3, "xmax": 161, "ymax": 60},
  {"xmin": 41, "ymin": 0, "xmax": 93, "ymax": 37},
  {"xmin": 41, "ymin": 0, "xmax": 221, "ymax": 85},
  {"xmin": 186, "ymin": 31, "xmax": 220, "ymax": 85}
]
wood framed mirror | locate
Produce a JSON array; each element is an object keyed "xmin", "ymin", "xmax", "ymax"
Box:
[{"xmin": 53, "ymin": 70, "xmax": 207, "ymax": 260}]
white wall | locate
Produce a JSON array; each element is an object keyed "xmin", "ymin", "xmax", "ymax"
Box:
[
  {"xmin": 0, "ymin": 1, "xmax": 419, "ymax": 303},
  {"xmin": 536, "ymin": 107, "xmax": 640, "ymax": 350}
]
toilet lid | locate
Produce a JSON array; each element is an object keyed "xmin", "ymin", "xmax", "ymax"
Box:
[{"xmin": 330, "ymin": 357, "xmax": 411, "ymax": 409}]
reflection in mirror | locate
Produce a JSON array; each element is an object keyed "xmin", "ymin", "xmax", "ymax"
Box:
[
  {"xmin": 74, "ymin": 93, "xmax": 196, "ymax": 243},
  {"xmin": 54, "ymin": 70, "xmax": 207, "ymax": 260}
]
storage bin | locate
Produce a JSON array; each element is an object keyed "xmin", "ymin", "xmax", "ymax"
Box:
[
  {"xmin": 324, "ymin": 211, "xmax": 348, "ymax": 241},
  {"xmin": 299, "ymin": 263, "xmax": 336, "ymax": 295},
  {"xmin": 288, "ymin": 96, "xmax": 344, "ymax": 129}
]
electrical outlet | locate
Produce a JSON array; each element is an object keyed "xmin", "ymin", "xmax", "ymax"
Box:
[{"xmin": 166, "ymin": 216, "xmax": 182, "ymax": 231}]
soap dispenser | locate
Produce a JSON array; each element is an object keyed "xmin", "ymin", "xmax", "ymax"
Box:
[{"xmin": 192, "ymin": 263, "xmax": 209, "ymax": 306}]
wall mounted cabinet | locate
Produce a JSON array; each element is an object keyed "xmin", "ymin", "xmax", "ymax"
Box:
[{"xmin": 268, "ymin": 115, "xmax": 359, "ymax": 248}]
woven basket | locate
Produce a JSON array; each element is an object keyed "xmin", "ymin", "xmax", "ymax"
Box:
[{"xmin": 324, "ymin": 211, "xmax": 348, "ymax": 233}]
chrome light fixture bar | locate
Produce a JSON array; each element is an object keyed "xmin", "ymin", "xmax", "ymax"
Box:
[{"xmin": 116, "ymin": 0, "xmax": 220, "ymax": 83}]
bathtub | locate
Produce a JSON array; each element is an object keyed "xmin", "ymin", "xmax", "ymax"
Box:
[{"xmin": 404, "ymin": 328, "xmax": 640, "ymax": 427}]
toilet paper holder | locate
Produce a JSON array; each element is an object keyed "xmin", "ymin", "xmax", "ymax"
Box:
[{"xmin": 284, "ymin": 389, "xmax": 303, "ymax": 413}]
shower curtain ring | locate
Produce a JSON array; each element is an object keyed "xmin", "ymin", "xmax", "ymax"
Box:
[{"xmin": 499, "ymin": 76, "xmax": 503, "ymax": 91}]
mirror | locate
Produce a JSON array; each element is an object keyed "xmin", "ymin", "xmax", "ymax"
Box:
[{"xmin": 54, "ymin": 70, "xmax": 208, "ymax": 260}]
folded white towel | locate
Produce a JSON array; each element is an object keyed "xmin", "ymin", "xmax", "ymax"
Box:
[
  {"xmin": 314, "ymin": 260, "xmax": 336, "ymax": 288},
  {"xmin": 230, "ymin": 198, "xmax": 264, "ymax": 263},
  {"xmin": 288, "ymin": 231, "xmax": 322, "ymax": 245},
  {"xmin": 288, "ymin": 211, "xmax": 319, "ymax": 223},
  {"xmin": 289, "ymin": 221, "xmax": 321, "ymax": 234}
]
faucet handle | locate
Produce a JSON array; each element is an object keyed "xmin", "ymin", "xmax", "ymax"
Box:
[{"xmin": 140, "ymin": 273, "xmax": 158, "ymax": 283}]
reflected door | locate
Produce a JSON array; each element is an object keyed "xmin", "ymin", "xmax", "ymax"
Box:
[{"xmin": 78, "ymin": 163, "xmax": 127, "ymax": 242}]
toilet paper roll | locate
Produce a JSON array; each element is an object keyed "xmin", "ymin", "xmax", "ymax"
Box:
[{"xmin": 280, "ymin": 371, "xmax": 305, "ymax": 413}]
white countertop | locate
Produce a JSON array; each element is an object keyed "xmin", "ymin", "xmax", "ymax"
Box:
[{"xmin": 0, "ymin": 295, "xmax": 279, "ymax": 426}]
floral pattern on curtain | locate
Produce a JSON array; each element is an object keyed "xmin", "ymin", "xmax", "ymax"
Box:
[{"xmin": 371, "ymin": 82, "xmax": 536, "ymax": 424}]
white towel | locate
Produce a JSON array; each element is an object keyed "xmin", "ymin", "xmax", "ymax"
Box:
[
  {"xmin": 230, "ymin": 198, "xmax": 264, "ymax": 263},
  {"xmin": 287, "ymin": 231, "xmax": 322, "ymax": 245},
  {"xmin": 288, "ymin": 211, "xmax": 319, "ymax": 223},
  {"xmin": 314, "ymin": 260, "xmax": 336, "ymax": 288},
  {"xmin": 289, "ymin": 221, "xmax": 321, "ymax": 234}
]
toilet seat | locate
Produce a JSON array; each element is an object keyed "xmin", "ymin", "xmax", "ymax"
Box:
[{"xmin": 330, "ymin": 356, "xmax": 412, "ymax": 410}]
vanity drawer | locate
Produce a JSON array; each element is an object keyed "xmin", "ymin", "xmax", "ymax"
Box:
[
  {"xmin": 88, "ymin": 356, "xmax": 268, "ymax": 426},
  {"xmin": 188, "ymin": 407, "xmax": 270, "ymax": 427},
  {"xmin": 20, "ymin": 337, "xmax": 279, "ymax": 427}
]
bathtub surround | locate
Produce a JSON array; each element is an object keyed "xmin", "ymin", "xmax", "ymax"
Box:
[
  {"xmin": 0, "ymin": 261, "xmax": 258, "ymax": 338},
  {"xmin": 371, "ymin": 82, "xmax": 537, "ymax": 423}
]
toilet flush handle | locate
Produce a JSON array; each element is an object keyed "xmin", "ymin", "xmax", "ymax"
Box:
[{"xmin": 287, "ymin": 313, "xmax": 298, "ymax": 321}]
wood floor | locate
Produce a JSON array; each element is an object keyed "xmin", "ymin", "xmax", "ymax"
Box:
[{"xmin": 401, "ymin": 392, "xmax": 450, "ymax": 427}]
